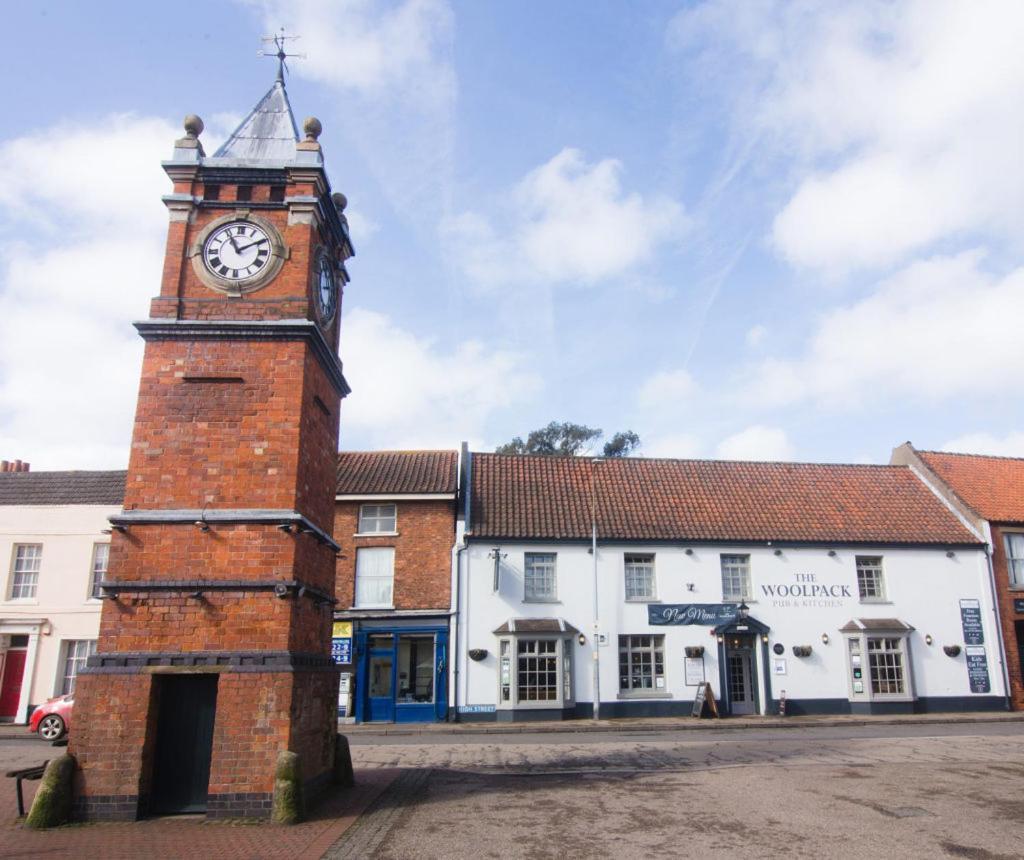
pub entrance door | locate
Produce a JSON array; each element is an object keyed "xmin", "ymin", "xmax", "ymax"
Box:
[
  {"xmin": 151, "ymin": 674, "xmax": 218, "ymax": 814},
  {"xmin": 725, "ymin": 635, "xmax": 757, "ymax": 716}
]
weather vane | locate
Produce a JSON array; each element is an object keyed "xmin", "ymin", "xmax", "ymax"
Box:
[{"xmin": 259, "ymin": 28, "xmax": 306, "ymax": 82}]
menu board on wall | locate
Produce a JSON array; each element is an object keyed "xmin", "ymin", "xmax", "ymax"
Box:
[{"xmin": 959, "ymin": 599, "xmax": 984, "ymax": 645}]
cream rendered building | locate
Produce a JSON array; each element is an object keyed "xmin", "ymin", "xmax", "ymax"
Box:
[{"xmin": 0, "ymin": 467, "xmax": 124, "ymax": 724}]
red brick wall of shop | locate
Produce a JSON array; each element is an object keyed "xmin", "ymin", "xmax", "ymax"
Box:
[{"xmin": 988, "ymin": 524, "xmax": 1024, "ymax": 709}]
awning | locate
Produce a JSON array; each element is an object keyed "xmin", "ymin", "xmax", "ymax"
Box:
[{"xmin": 493, "ymin": 617, "xmax": 580, "ymax": 635}]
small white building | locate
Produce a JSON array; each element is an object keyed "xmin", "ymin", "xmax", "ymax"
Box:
[
  {"xmin": 454, "ymin": 454, "xmax": 1007, "ymax": 721},
  {"xmin": 0, "ymin": 466, "xmax": 124, "ymax": 723}
]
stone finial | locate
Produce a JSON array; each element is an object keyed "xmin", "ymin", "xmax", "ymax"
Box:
[
  {"xmin": 303, "ymin": 116, "xmax": 322, "ymax": 142},
  {"xmin": 332, "ymin": 192, "xmax": 348, "ymax": 212},
  {"xmin": 183, "ymin": 114, "xmax": 205, "ymax": 138},
  {"xmin": 175, "ymin": 114, "xmax": 206, "ymax": 156}
]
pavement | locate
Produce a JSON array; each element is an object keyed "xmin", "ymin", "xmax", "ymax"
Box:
[{"xmin": 2, "ymin": 712, "xmax": 1024, "ymax": 859}]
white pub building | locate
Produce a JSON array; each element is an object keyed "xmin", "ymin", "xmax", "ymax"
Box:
[{"xmin": 453, "ymin": 454, "xmax": 1008, "ymax": 720}]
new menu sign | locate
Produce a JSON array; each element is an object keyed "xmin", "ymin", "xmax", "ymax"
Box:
[
  {"xmin": 965, "ymin": 646, "xmax": 991, "ymax": 694},
  {"xmin": 649, "ymin": 604, "xmax": 738, "ymax": 626}
]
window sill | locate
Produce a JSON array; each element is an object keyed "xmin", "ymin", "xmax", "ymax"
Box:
[
  {"xmin": 724, "ymin": 599, "xmax": 756, "ymax": 605},
  {"xmin": 858, "ymin": 599, "xmax": 892, "ymax": 604},
  {"xmin": 353, "ymin": 532, "xmax": 399, "ymax": 538},
  {"xmin": 617, "ymin": 691, "xmax": 672, "ymax": 700},
  {"xmin": 625, "ymin": 598, "xmax": 660, "ymax": 604},
  {"xmin": 349, "ymin": 605, "xmax": 395, "ymax": 611},
  {"xmin": 523, "ymin": 598, "xmax": 561, "ymax": 604},
  {"xmin": 3, "ymin": 598, "xmax": 39, "ymax": 605}
]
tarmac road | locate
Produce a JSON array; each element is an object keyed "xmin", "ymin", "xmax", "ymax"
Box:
[{"xmin": 332, "ymin": 721, "xmax": 1024, "ymax": 859}]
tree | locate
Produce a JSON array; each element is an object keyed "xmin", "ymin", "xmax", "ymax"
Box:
[{"xmin": 495, "ymin": 422, "xmax": 640, "ymax": 457}]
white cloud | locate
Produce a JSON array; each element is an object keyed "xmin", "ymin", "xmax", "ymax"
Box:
[
  {"xmin": 642, "ymin": 432, "xmax": 702, "ymax": 460},
  {"xmin": 671, "ymin": 0, "xmax": 1024, "ymax": 273},
  {"xmin": 744, "ymin": 251, "xmax": 1024, "ymax": 409},
  {"xmin": 941, "ymin": 432, "xmax": 1024, "ymax": 458},
  {"xmin": 0, "ymin": 116, "xmax": 177, "ymax": 469},
  {"xmin": 339, "ymin": 308, "xmax": 541, "ymax": 449},
  {"xmin": 637, "ymin": 369, "xmax": 696, "ymax": 410},
  {"xmin": 443, "ymin": 148, "xmax": 688, "ymax": 289},
  {"xmin": 715, "ymin": 425, "xmax": 794, "ymax": 462}
]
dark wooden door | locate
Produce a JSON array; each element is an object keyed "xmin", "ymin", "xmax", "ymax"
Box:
[
  {"xmin": 151, "ymin": 674, "xmax": 218, "ymax": 814},
  {"xmin": 0, "ymin": 649, "xmax": 27, "ymax": 718}
]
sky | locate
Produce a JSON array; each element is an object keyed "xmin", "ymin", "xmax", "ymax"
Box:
[{"xmin": 0, "ymin": 0, "xmax": 1022, "ymax": 469}]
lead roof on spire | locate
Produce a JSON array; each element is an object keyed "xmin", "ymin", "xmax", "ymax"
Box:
[{"xmin": 212, "ymin": 79, "xmax": 300, "ymax": 161}]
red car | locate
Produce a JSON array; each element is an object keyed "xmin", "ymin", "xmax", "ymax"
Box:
[{"xmin": 28, "ymin": 695, "xmax": 73, "ymax": 741}]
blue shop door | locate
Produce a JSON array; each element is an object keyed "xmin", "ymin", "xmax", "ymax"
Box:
[
  {"xmin": 366, "ymin": 634, "xmax": 397, "ymax": 723},
  {"xmin": 394, "ymin": 631, "xmax": 448, "ymax": 724}
]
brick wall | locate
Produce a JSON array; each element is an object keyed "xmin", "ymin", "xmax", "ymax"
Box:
[
  {"xmin": 334, "ymin": 499, "xmax": 455, "ymax": 610},
  {"xmin": 989, "ymin": 524, "xmax": 1024, "ymax": 708}
]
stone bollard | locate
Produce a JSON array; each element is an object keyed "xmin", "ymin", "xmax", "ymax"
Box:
[
  {"xmin": 25, "ymin": 754, "xmax": 75, "ymax": 829},
  {"xmin": 333, "ymin": 733, "xmax": 355, "ymax": 788},
  {"xmin": 271, "ymin": 750, "xmax": 304, "ymax": 825}
]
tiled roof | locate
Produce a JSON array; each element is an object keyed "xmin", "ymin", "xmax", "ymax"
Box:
[
  {"xmin": 918, "ymin": 450, "xmax": 1024, "ymax": 523},
  {"xmin": 336, "ymin": 451, "xmax": 458, "ymax": 496},
  {"xmin": 469, "ymin": 454, "xmax": 979, "ymax": 545},
  {"xmin": 0, "ymin": 470, "xmax": 126, "ymax": 506}
]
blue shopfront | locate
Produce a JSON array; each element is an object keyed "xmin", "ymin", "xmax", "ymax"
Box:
[{"xmin": 354, "ymin": 621, "xmax": 449, "ymax": 723}]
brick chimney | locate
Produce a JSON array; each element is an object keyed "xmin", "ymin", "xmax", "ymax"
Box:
[{"xmin": 1, "ymin": 460, "xmax": 30, "ymax": 472}]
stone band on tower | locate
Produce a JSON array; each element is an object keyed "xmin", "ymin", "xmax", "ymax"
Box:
[{"xmin": 69, "ymin": 73, "xmax": 353, "ymax": 820}]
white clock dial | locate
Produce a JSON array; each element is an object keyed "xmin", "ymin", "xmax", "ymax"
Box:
[
  {"xmin": 202, "ymin": 222, "xmax": 272, "ymax": 281},
  {"xmin": 315, "ymin": 252, "xmax": 337, "ymax": 322}
]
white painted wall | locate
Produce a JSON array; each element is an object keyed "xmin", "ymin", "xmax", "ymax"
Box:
[
  {"xmin": 0, "ymin": 504, "xmax": 116, "ymax": 722},
  {"xmin": 458, "ymin": 541, "xmax": 1005, "ymax": 713}
]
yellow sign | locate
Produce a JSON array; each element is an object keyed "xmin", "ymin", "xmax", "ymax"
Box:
[{"xmin": 332, "ymin": 621, "xmax": 352, "ymax": 639}]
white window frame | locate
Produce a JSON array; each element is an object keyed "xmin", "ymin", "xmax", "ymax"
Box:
[
  {"xmin": 1004, "ymin": 533, "xmax": 1024, "ymax": 588},
  {"xmin": 845, "ymin": 631, "xmax": 914, "ymax": 702},
  {"xmin": 524, "ymin": 552, "xmax": 557, "ymax": 602},
  {"xmin": 58, "ymin": 639, "xmax": 97, "ymax": 697},
  {"xmin": 89, "ymin": 543, "xmax": 110, "ymax": 601},
  {"xmin": 357, "ymin": 503, "xmax": 397, "ymax": 535},
  {"xmin": 855, "ymin": 556, "xmax": 887, "ymax": 602},
  {"xmin": 618, "ymin": 634, "xmax": 668, "ymax": 698},
  {"xmin": 9, "ymin": 544, "xmax": 42, "ymax": 601},
  {"xmin": 720, "ymin": 554, "xmax": 751, "ymax": 602},
  {"xmin": 624, "ymin": 553, "xmax": 657, "ymax": 602},
  {"xmin": 496, "ymin": 636, "xmax": 574, "ymax": 710},
  {"xmin": 353, "ymin": 546, "xmax": 395, "ymax": 608}
]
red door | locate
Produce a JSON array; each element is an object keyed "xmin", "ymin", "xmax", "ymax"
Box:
[{"xmin": 0, "ymin": 649, "xmax": 27, "ymax": 718}]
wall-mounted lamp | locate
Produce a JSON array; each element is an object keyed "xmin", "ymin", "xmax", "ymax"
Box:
[
  {"xmin": 737, "ymin": 602, "xmax": 750, "ymax": 619},
  {"xmin": 194, "ymin": 520, "xmax": 210, "ymax": 532},
  {"xmin": 946, "ymin": 550, "xmax": 956, "ymax": 559},
  {"xmin": 943, "ymin": 644, "xmax": 962, "ymax": 657},
  {"xmin": 716, "ymin": 635, "xmax": 725, "ymax": 643},
  {"xmin": 686, "ymin": 582, "xmax": 695, "ymax": 592},
  {"xmin": 827, "ymin": 549, "xmax": 837, "ymax": 557},
  {"xmin": 761, "ymin": 634, "xmax": 769, "ymax": 644},
  {"xmin": 578, "ymin": 633, "xmax": 586, "ymax": 646},
  {"xmin": 925, "ymin": 634, "xmax": 933, "ymax": 646},
  {"xmin": 821, "ymin": 633, "xmax": 830, "ymax": 645}
]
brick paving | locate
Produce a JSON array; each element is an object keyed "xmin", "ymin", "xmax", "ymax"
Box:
[{"xmin": 0, "ymin": 768, "xmax": 399, "ymax": 860}]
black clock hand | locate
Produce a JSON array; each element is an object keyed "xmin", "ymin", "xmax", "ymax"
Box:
[{"xmin": 234, "ymin": 239, "xmax": 268, "ymax": 252}]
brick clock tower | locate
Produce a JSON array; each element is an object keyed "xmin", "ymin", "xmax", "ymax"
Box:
[{"xmin": 70, "ymin": 71, "xmax": 353, "ymax": 820}]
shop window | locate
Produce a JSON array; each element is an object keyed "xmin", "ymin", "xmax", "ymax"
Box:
[
  {"xmin": 90, "ymin": 543, "xmax": 109, "ymax": 600},
  {"xmin": 624, "ymin": 553, "xmax": 656, "ymax": 601},
  {"xmin": 354, "ymin": 547, "xmax": 394, "ymax": 607},
  {"xmin": 1004, "ymin": 534, "xmax": 1024, "ymax": 586},
  {"xmin": 358, "ymin": 503, "xmax": 397, "ymax": 534},
  {"xmin": 9, "ymin": 544, "xmax": 41, "ymax": 599},
  {"xmin": 845, "ymin": 630, "xmax": 913, "ymax": 702},
  {"xmin": 524, "ymin": 552, "xmax": 557, "ymax": 601},
  {"xmin": 856, "ymin": 556, "xmax": 886, "ymax": 602},
  {"xmin": 397, "ymin": 635, "xmax": 434, "ymax": 704},
  {"xmin": 496, "ymin": 637, "xmax": 573, "ymax": 708},
  {"xmin": 618, "ymin": 634, "xmax": 665, "ymax": 693},
  {"xmin": 60, "ymin": 640, "xmax": 96, "ymax": 696},
  {"xmin": 720, "ymin": 554, "xmax": 751, "ymax": 602}
]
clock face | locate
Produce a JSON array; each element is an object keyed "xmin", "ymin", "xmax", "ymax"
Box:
[
  {"xmin": 202, "ymin": 221, "xmax": 273, "ymax": 282},
  {"xmin": 315, "ymin": 252, "xmax": 337, "ymax": 323}
]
